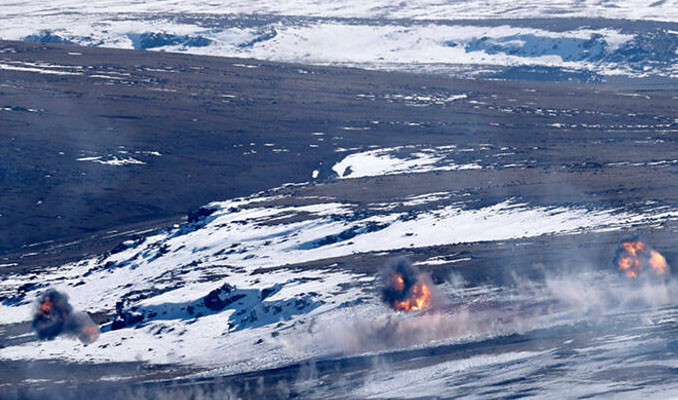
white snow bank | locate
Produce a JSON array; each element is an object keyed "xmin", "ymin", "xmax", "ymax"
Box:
[
  {"xmin": 332, "ymin": 146, "xmax": 481, "ymax": 179},
  {"xmin": 1, "ymin": 0, "xmax": 676, "ymax": 22}
]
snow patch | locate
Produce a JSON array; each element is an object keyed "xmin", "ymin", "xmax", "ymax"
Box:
[
  {"xmin": 332, "ymin": 146, "xmax": 482, "ymax": 179},
  {"xmin": 77, "ymin": 155, "xmax": 146, "ymax": 166}
]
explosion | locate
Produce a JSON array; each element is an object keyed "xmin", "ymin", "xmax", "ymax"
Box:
[
  {"xmin": 613, "ymin": 236, "xmax": 669, "ymax": 278},
  {"xmin": 33, "ymin": 289, "xmax": 100, "ymax": 344},
  {"xmin": 380, "ymin": 257, "xmax": 432, "ymax": 312}
]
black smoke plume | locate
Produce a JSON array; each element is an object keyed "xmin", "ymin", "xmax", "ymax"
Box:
[{"xmin": 32, "ymin": 289, "xmax": 100, "ymax": 344}]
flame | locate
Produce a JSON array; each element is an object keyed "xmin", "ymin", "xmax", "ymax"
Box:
[
  {"xmin": 649, "ymin": 250, "xmax": 668, "ymax": 275},
  {"xmin": 34, "ymin": 295, "xmax": 61, "ymax": 332},
  {"xmin": 392, "ymin": 275, "xmax": 405, "ymax": 292},
  {"xmin": 393, "ymin": 279, "xmax": 432, "ymax": 312},
  {"xmin": 78, "ymin": 324, "xmax": 100, "ymax": 344},
  {"xmin": 615, "ymin": 238, "xmax": 668, "ymax": 278},
  {"xmin": 38, "ymin": 297, "xmax": 53, "ymax": 316}
]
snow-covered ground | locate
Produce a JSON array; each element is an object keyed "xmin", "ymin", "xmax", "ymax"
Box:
[
  {"xmin": 1, "ymin": 1, "xmax": 677, "ymax": 79},
  {"xmin": 331, "ymin": 144, "xmax": 678, "ymax": 179},
  {"xmin": 332, "ymin": 146, "xmax": 482, "ymax": 179},
  {"xmin": 76, "ymin": 149, "xmax": 161, "ymax": 166},
  {"xmin": 2, "ymin": 0, "xmax": 677, "ymax": 22},
  {"xmin": 343, "ymin": 302, "xmax": 678, "ymax": 399},
  {"xmin": 1, "ymin": 181, "xmax": 677, "ymax": 372}
]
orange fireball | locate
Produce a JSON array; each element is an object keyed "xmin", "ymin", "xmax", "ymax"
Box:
[
  {"xmin": 38, "ymin": 296, "xmax": 53, "ymax": 315},
  {"xmin": 392, "ymin": 280, "xmax": 432, "ymax": 311},
  {"xmin": 392, "ymin": 275, "xmax": 405, "ymax": 292},
  {"xmin": 614, "ymin": 237, "xmax": 669, "ymax": 278}
]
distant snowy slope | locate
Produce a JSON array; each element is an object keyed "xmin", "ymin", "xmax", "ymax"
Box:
[
  {"xmin": 1, "ymin": 1, "xmax": 677, "ymax": 80},
  {"xmin": 3, "ymin": 0, "xmax": 678, "ymax": 21}
]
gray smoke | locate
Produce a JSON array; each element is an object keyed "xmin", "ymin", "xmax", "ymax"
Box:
[{"xmin": 321, "ymin": 245, "xmax": 678, "ymax": 356}]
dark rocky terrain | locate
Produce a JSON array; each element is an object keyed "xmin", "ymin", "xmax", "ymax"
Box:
[{"xmin": 2, "ymin": 40, "xmax": 676, "ymax": 260}]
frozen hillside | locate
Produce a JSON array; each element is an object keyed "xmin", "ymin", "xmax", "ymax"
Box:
[
  {"xmin": 2, "ymin": 167, "xmax": 678, "ymax": 397},
  {"xmin": 1, "ymin": 180, "xmax": 677, "ymax": 368},
  {"xmin": 3, "ymin": 0, "xmax": 678, "ymax": 21},
  {"xmin": 1, "ymin": 1, "xmax": 677, "ymax": 80}
]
